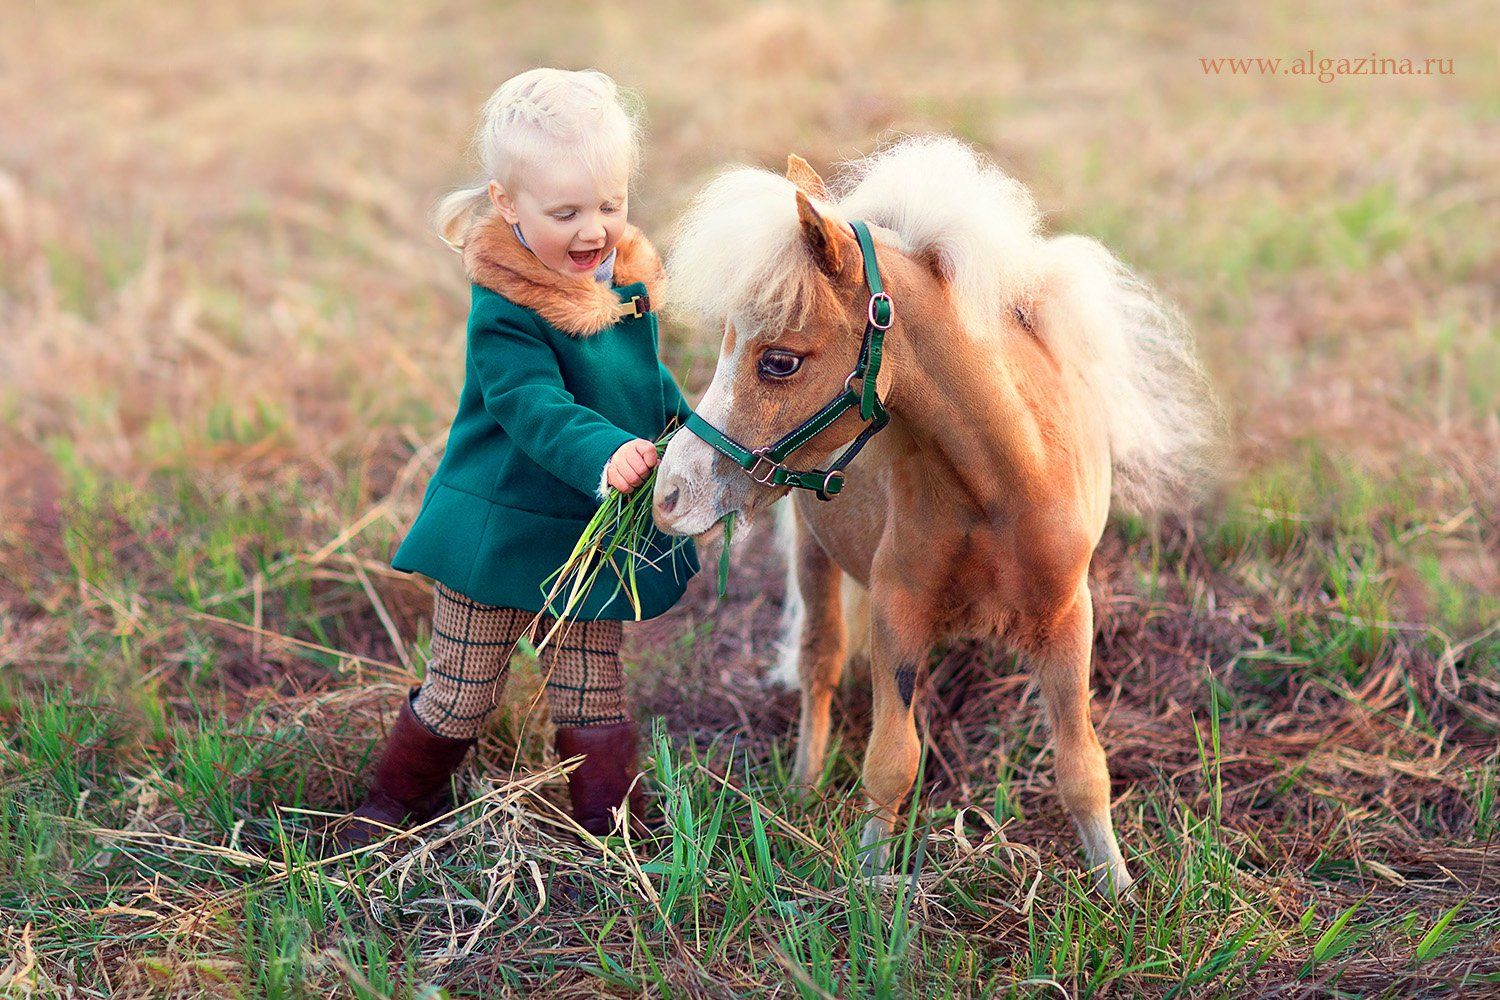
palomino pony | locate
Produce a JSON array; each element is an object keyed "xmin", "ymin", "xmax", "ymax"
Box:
[{"xmin": 651, "ymin": 137, "xmax": 1220, "ymax": 893}]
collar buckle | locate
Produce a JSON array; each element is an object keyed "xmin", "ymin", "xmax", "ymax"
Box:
[{"xmin": 617, "ymin": 292, "xmax": 651, "ymax": 320}]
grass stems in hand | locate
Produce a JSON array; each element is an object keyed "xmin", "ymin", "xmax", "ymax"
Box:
[{"xmin": 533, "ymin": 429, "xmax": 739, "ymax": 655}]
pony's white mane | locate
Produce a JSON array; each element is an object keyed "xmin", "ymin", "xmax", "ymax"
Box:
[
  {"xmin": 667, "ymin": 135, "xmax": 1045, "ymax": 337},
  {"xmin": 836, "ymin": 136, "xmax": 1045, "ymax": 338},
  {"xmin": 666, "ymin": 168, "xmax": 828, "ymax": 333},
  {"xmin": 666, "ymin": 135, "xmax": 1222, "ymax": 513}
]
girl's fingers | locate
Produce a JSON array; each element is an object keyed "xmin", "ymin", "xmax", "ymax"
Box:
[
  {"xmin": 605, "ymin": 441, "xmax": 657, "ymax": 494},
  {"xmin": 609, "ymin": 461, "xmax": 644, "ymax": 494}
]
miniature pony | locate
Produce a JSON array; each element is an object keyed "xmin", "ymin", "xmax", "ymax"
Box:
[{"xmin": 653, "ymin": 137, "xmax": 1220, "ymax": 892}]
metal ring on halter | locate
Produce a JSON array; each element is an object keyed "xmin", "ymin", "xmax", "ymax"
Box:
[
  {"xmin": 867, "ymin": 292, "xmax": 894, "ymax": 330},
  {"xmin": 843, "ymin": 370, "xmax": 863, "ymax": 396},
  {"xmin": 748, "ymin": 450, "xmax": 780, "ymax": 487},
  {"xmin": 816, "ymin": 469, "xmax": 846, "ymax": 501}
]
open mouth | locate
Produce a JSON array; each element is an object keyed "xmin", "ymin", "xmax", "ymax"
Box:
[
  {"xmin": 568, "ymin": 248, "xmax": 602, "ymax": 269},
  {"xmin": 690, "ymin": 508, "xmax": 746, "ymax": 545}
]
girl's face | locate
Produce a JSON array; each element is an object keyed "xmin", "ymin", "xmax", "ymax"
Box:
[{"xmin": 489, "ymin": 156, "xmax": 628, "ymax": 277}]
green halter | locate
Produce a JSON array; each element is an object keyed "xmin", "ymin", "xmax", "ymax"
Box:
[{"xmin": 683, "ymin": 220, "xmax": 892, "ymax": 501}]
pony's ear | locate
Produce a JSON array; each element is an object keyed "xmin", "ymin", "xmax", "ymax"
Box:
[
  {"xmin": 785, "ymin": 154, "xmax": 828, "ymax": 200},
  {"xmin": 915, "ymin": 244, "xmax": 951, "ymax": 284},
  {"xmin": 796, "ymin": 189, "xmax": 849, "ymax": 279}
]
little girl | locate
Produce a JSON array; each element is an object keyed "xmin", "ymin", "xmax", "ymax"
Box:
[{"xmin": 333, "ymin": 68, "xmax": 699, "ymax": 848}]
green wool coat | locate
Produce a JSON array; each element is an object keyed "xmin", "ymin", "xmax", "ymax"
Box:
[{"xmin": 391, "ymin": 216, "xmax": 700, "ymax": 619}]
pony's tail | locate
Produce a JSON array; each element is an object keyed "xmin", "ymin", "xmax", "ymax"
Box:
[
  {"xmin": 767, "ymin": 497, "xmax": 871, "ymax": 689},
  {"xmin": 768, "ymin": 497, "xmax": 804, "ymax": 689},
  {"xmin": 1035, "ymin": 235, "xmax": 1226, "ymax": 516}
]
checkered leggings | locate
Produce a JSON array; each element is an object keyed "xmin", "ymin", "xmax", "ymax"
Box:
[{"xmin": 410, "ymin": 583, "xmax": 628, "ymax": 739}]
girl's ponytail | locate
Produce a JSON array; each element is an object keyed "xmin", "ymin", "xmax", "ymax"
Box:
[{"xmin": 433, "ymin": 184, "xmax": 489, "ymax": 252}]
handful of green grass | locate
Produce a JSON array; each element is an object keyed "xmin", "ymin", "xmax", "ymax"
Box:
[{"xmin": 532, "ymin": 429, "xmax": 734, "ymax": 653}]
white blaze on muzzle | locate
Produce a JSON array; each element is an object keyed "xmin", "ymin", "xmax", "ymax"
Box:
[{"xmin": 653, "ymin": 331, "xmax": 747, "ymax": 535}]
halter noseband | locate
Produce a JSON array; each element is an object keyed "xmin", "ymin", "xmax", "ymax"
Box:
[{"xmin": 682, "ymin": 220, "xmax": 892, "ymax": 501}]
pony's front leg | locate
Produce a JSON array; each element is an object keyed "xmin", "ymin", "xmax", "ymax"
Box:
[
  {"xmin": 857, "ymin": 605, "xmax": 924, "ymax": 872},
  {"xmin": 1032, "ymin": 584, "xmax": 1133, "ymax": 895},
  {"xmin": 789, "ymin": 517, "xmax": 849, "ymax": 790}
]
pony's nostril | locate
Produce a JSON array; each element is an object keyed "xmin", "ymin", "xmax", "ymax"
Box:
[{"xmin": 661, "ymin": 485, "xmax": 681, "ymax": 515}]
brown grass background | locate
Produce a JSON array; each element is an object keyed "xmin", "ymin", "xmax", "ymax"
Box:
[{"xmin": 1, "ymin": 1, "xmax": 1497, "ymax": 996}]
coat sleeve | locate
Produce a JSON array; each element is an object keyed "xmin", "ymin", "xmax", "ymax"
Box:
[
  {"xmin": 469, "ymin": 304, "xmax": 635, "ymax": 501},
  {"xmin": 658, "ymin": 360, "xmax": 693, "ymax": 427}
]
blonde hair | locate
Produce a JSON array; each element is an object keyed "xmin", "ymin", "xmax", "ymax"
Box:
[{"xmin": 435, "ymin": 68, "xmax": 642, "ymax": 249}]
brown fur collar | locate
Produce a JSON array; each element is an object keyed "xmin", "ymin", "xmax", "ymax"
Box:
[{"xmin": 462, "ymin": 213, "xmax": 666, "ymax": 337}]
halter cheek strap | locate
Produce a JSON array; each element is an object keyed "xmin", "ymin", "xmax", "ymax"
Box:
[{"xmin": 682, "ymin": 220, "xmax": 892, "ymax": 501}]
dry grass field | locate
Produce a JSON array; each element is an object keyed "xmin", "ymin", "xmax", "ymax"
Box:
[{"xmin": 2, "ymin": 1, "xmax": 1497, "ymax": 996}]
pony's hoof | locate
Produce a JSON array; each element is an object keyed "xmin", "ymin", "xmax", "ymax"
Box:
[
  {"xmin": 857, "ymin": 817, "xmax": 890, "ymax": 874},
  {"xmin": 1093, "ymin": 860, "xmax": 1136, "ymax": 899}
]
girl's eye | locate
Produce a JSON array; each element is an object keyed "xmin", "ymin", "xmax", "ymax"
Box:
[
  {"xmin": 552, "ymin": 211, "xmax": 576, "ymax": 221},
  {"xmin": 757, "ymin": 351, "xmax": 803, "ymax": 379},
  {"xmin": 602, "ymin": 204, "xmax": 621, "ymax": 214}
]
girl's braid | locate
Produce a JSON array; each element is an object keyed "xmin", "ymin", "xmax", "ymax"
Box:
[{"xmin": 504, "ymin": 94, "xmax": 553, "ymax": 125}]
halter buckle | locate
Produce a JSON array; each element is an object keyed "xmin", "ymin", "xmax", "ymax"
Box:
[
  {"xmin": 816, "ymin": 469, "xmax": 846, "ymax": 501},
  {"xmin": 867, "ymin": 292, "xmax": 894, "ymax": 330},
  {"xmin": 748, "ymin": 449, "xmax": 780, "ymax": 486}
]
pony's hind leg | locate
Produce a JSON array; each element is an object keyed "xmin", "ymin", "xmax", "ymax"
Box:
[
  {"xmin": 1031, "ymin": 585, "xmax": 1133, "ymax": 894},
  {"xmin": 857, "ymin": 606, "xmax": 923, "ymax": 872},
  {"xmin": 788, "ymin": 513, "xmax": 849, "ymax": 790}
]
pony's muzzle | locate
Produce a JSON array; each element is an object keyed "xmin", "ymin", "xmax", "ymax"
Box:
[
  {"xmin": 657, "ymin": 483, "xmax": 681, "ymax": 517},
  {"xmin": 653, "ymin": 434, "xmax": 736, "ymax": 536},
  {"xmin": 652, "ymin": 469, "xmax": 714, "ymax": 535}
]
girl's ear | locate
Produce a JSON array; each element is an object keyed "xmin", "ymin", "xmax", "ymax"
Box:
[{"xmin": 488, "ymin": 180, "xmax": 520, "ymax": 225}]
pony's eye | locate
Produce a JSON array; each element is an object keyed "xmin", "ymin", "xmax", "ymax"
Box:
[{"xmin": 757, "ymin": 351, "xmax": 803, "ymax": 379}]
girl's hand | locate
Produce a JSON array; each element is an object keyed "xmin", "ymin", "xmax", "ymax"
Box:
[{"xmin": 605, "ymin": 438, "xmax": 659, "ymax": 494}]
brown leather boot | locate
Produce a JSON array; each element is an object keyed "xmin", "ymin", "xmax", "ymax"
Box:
[
  {"xmin": 328, "ymin": 688, "xmax": 476, "ymax": 851},
  {"xmin": 554, "ymin": 720, "xmax": 648, "ymax": 838}
]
